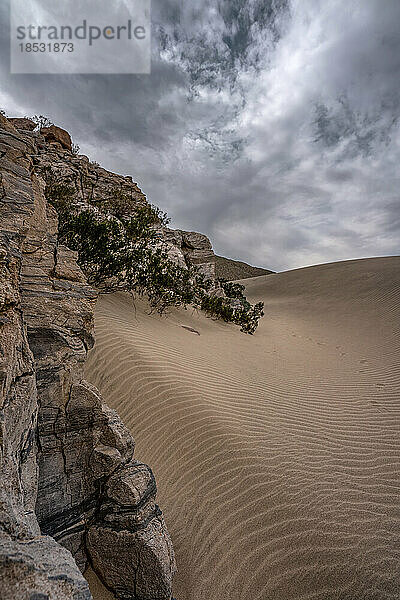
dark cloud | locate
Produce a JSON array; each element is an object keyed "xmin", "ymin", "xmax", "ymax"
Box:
[{"xmin": 1, "ymin": 0, "xmax": 399, "ymax": 271}]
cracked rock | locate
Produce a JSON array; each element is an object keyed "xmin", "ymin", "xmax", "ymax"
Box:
[{"xmin": 0, "ymin": 114, "xmax": 176, "ymax": 599}]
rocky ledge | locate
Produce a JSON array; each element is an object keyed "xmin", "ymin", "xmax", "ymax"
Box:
[{"xmin": 0, "ymin": 114, "xmax": 175, "ymax": 599}]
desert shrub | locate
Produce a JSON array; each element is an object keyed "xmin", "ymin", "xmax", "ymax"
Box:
[
  {"xmin": 201, "ymin": 289, "xmax": 264, "ymax": 334},
  {"xmin": 71, "ymin": 143, "xmax": 80, "ymax": 155},
  {"xmin": 100, "ymin": 191, "xmax": 168, "ymax": 227},
  {"xmin": 200, "ymin": 295, "xmax": 235, "ymax": 322},
  {"xmin": 42, "ymin": 168, "xmax": 75, "ymax": 219},
  {"xmin": 230, "ymin": 300, "xmax": 265, "ymax": 335},
  {"xmin": 218, "ymin": 279, "xmax": 246, "ymax": 299},
  {"xmin": 44, "ymin": 175, "xmax": 264, "ymax": 334},
  {"xmin": 32, "ymin": 115, "xmax": 53, "ymax": 130}
]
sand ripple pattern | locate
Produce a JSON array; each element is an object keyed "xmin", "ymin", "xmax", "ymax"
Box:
[{"xmin": 85, "ymin": 257, "xmax": 400, "ymax": 600}]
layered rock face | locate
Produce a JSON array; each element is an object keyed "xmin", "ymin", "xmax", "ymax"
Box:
[
  {"xmin": 0, "ymin": 114, "xmax": 91, "ymax": 599},
  {"xmin": 0, "ymin": 115, "xmax": 175, "ymax": 599}
]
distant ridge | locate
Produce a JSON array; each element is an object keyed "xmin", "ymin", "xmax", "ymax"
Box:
[{"xmin": 215, "ymin": 255, "xmax": 274, "ymax": 280}]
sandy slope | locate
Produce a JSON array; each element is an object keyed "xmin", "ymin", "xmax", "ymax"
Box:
[{"xmin": 85, "ymin": 257, "xmax": 400, "ymax": 600}]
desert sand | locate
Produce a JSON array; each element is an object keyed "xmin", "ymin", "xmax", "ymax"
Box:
[{"xmin": 85, "ymin": 256, "xmax": 400, "ymax": 600}]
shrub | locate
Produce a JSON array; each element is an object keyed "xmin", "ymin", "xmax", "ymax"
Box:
[
  {"xmin": 95, "ymin": 189, "xmax": 168, "ymax": 227},
  {"xmin": 71, "ymin": 143, "xmax": 80, "ymax": 155},
  {"xmin": 32, "ymin": 115, "xmax": 53, "ymax": 130},
  {"xmin": 44, "ymin": 175, "xmax": 264, "ymax": 334},
  {"xmin": 218, "ymin": 279, "xmax": 246, "ymax": 300}
]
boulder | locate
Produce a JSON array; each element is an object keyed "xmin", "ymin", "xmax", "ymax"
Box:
[
  {"xmin": 178, "ymin": 230, "xmax": 216, "ymax": 279},
  {"xmin": 161, "ymin": 228, "xmax": 216, "ymax": 278},
  {"xmin": 87, "ymin": 463, "xmax": 175, "ymax": 600},
  {"xmin": 40, "ymin": 125, "xmax": 72, "ymax": 151}
]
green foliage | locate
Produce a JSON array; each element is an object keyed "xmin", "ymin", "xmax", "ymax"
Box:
[
  {"xmin": 44, "ymin": 176, "xmax": 264, "ymax": 334},
  {"xmin": 60, "ymin": 210, "xmax": 127, "ymax": 285},
  {"xmin": 232, "ymin": 301, "xmax": 265, "ymax": 335},
  {"xmin": 201, "ymin": 290, "xmax": 264, "ymax": 334},
  {"xmin": 218, "ymin": 279, "xmax": 246, "ymax": 299},
  {"xmin": 93, "ymin": 189, "xmax": 169, "ymax": 227},
  {"xmin": 42, "ymin": 168, "xmax": 75, "ymax": 223}
]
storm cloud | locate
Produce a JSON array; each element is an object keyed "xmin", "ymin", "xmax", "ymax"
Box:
[{"xmin": 1, "ymin": 0, "xmax": 399, "ymax": 270}]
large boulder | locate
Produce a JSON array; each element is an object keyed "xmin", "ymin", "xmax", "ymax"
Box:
[
  {"xmin": 40, "ymin": 125, "xmax": 72, "ymax": 151},
  {"xmin": 162, "ymin": 228, "xmax": 216, "ymax": 279},
  {"xmin": 178, "ymin": 229, "xmax": 216, "ymax": 279},
  {"xmin": 87, "ymin": 463, "xmax": 175, "ymax": 600}
]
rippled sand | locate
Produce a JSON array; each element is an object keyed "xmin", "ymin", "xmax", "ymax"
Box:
[{"xmin": 86, "ymin": 257, "xmax": 400, "ymax": 600}]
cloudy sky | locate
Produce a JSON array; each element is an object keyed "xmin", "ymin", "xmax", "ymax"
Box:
[{"xmin": 1, "ymin": 0, "xmax": 400, "ymax": 271}]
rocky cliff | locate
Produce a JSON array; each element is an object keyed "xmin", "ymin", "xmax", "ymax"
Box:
[
  {"xmin": 20, "ymin": 121, "xmax": 215, "ymax": 282},
  {"xmin": 0, "ymin": 115, "xmax": 175, "ymax": 599}
]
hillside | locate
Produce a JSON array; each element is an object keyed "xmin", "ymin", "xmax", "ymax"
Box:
[{"xmin": 215, "ymin": 255, "xmax": 274, "ymax": 280}]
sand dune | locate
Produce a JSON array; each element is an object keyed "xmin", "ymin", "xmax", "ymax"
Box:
[{"xmin": 85, "ymin": 257, "xmax": 400, "ymax": 600}]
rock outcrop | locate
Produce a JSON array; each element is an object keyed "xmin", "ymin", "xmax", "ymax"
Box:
[
  {"xmin": 87, "ymin": 462, "xmax": 174, "ymax": 600},
  {"xmin": 162, "ymin": 229, "xmax": 216, "ymax": 279},
  {"xmin": 33, "ymin": 137, "xmax": 147, "ymax": 208},
  {"xmin": 9, "ymin": 117, "xmax": 36, "ymax": 131},
  {"xmin": 0, "ymin": 114, "xmax": 175, "ymax": 599},
  {"xmin": 0, "ymin": 113, "xmax": 91, "ymax": 599},
  {"xmin": 40, "ymin": 125, "xmax": 72, "ymax": 152}
]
